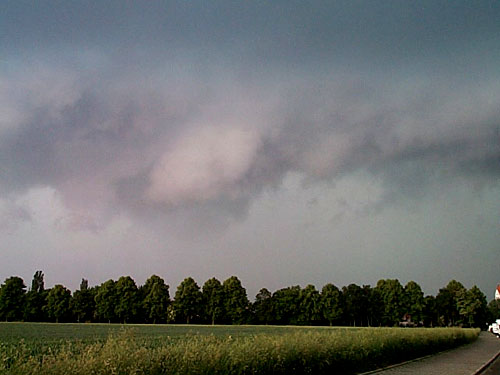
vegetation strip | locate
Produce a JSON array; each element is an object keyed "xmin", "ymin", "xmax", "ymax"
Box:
[
  {"xmin": 0, "ymin": 325, "xmax": 479, "ymax": 375},
  {"xmin": 1, "ymin": 271, "xmax": 496, "ymax": 328}
]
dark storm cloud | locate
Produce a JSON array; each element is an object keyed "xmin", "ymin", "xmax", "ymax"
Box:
[
  {"xmin": 3, "ymin": 1, "xmax": 499, "ymax": 66},
  {"xmin": 1, "ymin": 0, "xmax": 499, "ymax": 225}
]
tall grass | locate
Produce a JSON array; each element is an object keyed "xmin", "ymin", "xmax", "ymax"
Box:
[{"xmin": 1, "ymin": 327, "xmax": 478, "ymax": 375}]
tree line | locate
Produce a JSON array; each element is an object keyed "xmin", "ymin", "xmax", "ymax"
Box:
[{"xmin": 0, "ymin": 271, "xmax": 496, "ymax": 328}]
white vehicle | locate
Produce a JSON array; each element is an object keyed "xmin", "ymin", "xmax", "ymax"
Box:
[{"xmin": 488, "ymin": 319, "xmax": 500, "ymax": 337}]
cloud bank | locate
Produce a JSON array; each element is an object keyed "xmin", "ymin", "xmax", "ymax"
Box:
[
  {"xmin": 1, "ymin": 0, "xmax": 499, "ymax": 296},
  {"xmin": 1, "ymin": 60, "xmax": 498, "ymax": 229}
]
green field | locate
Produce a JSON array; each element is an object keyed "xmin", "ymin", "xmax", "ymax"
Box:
[
  {"xmin": 0, "ymin": 322, "xmax": 343, "ymax": 343},
  {"xmin": 0, "ymin": 323, "xmax": 479, "ymax": 375}
]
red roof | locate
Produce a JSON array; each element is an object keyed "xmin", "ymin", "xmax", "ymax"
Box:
[{"xmin": 497, "ymin": 284, "xmax": 500, "ymax": 293}]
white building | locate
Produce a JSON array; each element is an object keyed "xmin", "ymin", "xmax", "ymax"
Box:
[{"xmin": 496, "ymin": 285, "xmax": 500, "ymax": 300}]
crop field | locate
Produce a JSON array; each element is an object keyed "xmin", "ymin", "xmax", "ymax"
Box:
[
  {"xmin": 0, "ymin": 323, "xmax": 479, "ymax": 375},
  {"xmin": 0, "ymin": 322, "xmax": 317, "ymax": 343}
]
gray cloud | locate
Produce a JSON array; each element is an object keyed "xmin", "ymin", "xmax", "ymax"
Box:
[
  {"xmin": 0, "ymin": 200, "xmax": 31, "ymax": 233},
  {"xmin": 1, "ymin": 1, "xmax": 499, "ymax": 295},
  {"xmin": 1, "ymin": 58, "xmax": 499, "ymax": 227}
]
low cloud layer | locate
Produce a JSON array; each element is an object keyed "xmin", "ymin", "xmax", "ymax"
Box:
[{"xmin": 2, "ymin": 62, "xmax": 498, "ymax": 227}]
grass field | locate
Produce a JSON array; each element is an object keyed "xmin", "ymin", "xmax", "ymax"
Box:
[
  {"xmin": 0, "ymin": 323, "xmax": 479, "ymax": 375},
  {"xmin": 0, "ymin": 322, "xmax": 343, "ymax": 343}
]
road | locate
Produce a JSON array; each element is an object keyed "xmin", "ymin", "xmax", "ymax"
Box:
[
  {"xmin": 367, "ymin": 332, "xmax": 500, "ymax": 375},
  {"xmin": 482, "ymin": 354, "xmax": 500, "ymax": 375}
]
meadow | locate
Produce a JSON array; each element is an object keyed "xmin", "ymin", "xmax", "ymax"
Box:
[{"xmin": 0, "ymin": 323, "xmax": 479, "ymax": 375}]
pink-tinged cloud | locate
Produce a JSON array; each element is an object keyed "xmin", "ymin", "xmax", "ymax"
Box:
[{"xmin": 147, "ymin": 126, "xmax": 261, "ymax": 206}]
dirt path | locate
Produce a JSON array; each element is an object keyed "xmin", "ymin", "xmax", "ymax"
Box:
[{"xmin": 367, "ymin": 332, "xmax": 500, "ymax": 375}]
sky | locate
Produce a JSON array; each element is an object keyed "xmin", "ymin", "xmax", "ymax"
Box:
[{"xmin": 1, "ymin": 1, "xmax": 499, "ymax": 300}]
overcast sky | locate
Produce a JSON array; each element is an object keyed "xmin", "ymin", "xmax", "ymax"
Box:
[{"xmin": 1, "ymin": 1, "xmax": 499, "ymax": 300}]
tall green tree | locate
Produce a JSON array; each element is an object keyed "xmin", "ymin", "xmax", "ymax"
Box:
[
  {"xmin": 174, "ymin": 277, "xmax": 202, "ymax": 324},
  {"xmin": 488, "ymin": 299, "xmax": 500, "ymax": 323},
  {"xmin": 436, "ymin": 280, "xmax": 466, "ymax": 326},
  {"xmin": 0, "ymin": 276, "xmax": 26, "ymax": 321},
  {"xmin": 71, "ymin": 279, "xmax": 95, "ymax": 323},
  {"xmin": 422, "ymin": 295, "xmax": 438, "ymax": 327},
  {"xmin": 403, "ymin": 281, "xmax": 425, "ymax": 323},
  {"xmin": 342, "ymin": 283, "xmax": 365, "ymax": 326},
  {"xmin": 24, "ymin": 271, "xmax": 47, "ymax": 322},
  {"xmin": 272, "ymin": 286, "xmax": 302, "ymax": 325},
  {"xmin": 321, "ymin": 283, "xmax": 343, "ymax": 326},
  {"xmin": 202, "ymin": 277, "xmax": 224, "ymax": 325},
  {"xmin": 115, "ymin": 276, "xmax": 139, "ymax": 323},
  {"xmin": 436, "ymin": 287, "xmax": 454, "ymax": 326},
  {"xmin": 298, "ymin": 284, "xmax": 322, "ymax": 325},
  {"xmin": 457, "ymin": 286, "xmax": 488, "ymax": 327},
  {"xmin": 375, "ymin": 279, "xmax": 405, "ymax": 326},
  {"xmin": 363, "ymin": 285, "xmax": 383, "ymax": 326},
  {"xmin": 253, "ymin": 288, "xmax": 274, "ymax": 325},
  {"xmin": 31, "ymin": 271, "xmax": 44, "ymax": 293},
  {"xmin": 223, "ymin": 276, "xmax": 249, "ymax": 324},
  {"xmin": 45, "ymin": 285, "xmax": 71, "ymax": 323},
  {"xmin": 95, "ymin": 279, "xmax": 117, "ymax": 323},
  {"xmin": 142, "ymin": 275, "xmax": 170, "ymax": 324}
]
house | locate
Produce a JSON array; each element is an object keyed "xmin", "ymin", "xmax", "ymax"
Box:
[
  {"xmin": 399, "ymin": 313, "xmax": 416, "ymax": 328},
  {"xmin": 496, "ymin": 285, "xmax": 500, "ymax": 300}
]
